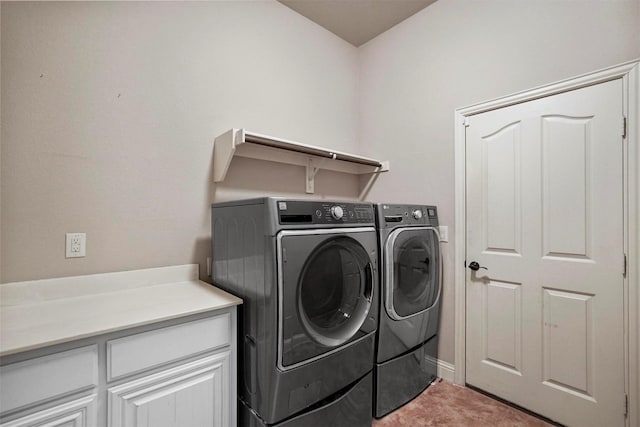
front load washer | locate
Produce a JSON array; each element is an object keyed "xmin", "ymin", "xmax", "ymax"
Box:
[
  {"xmin": 374, "ymin": 203, "xmax": 442, "ymax": 418},
  {"xmin": 211, "ymin": 198, "xmax": 378, "ymax": 426}
]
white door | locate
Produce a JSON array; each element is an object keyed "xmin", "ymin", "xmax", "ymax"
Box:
[{"xmin": 465, "ymin": 79, "xmax": 625, "ymax": 426}]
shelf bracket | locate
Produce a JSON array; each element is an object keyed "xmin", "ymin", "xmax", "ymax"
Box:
[
  {"xmin": 306, "ymin": 156, "xmax": 333, "ymax": 194},
  {"xmin": 358, "ymin": 161, "xmax": 390, "ymax": 200}
]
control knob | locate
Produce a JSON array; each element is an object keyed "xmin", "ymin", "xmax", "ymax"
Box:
[
  {"xmin": 412, "ymin": 209, "xmax": 423, "ymax": 220},
  {"xmin": 330, "ymin": 205, "xmax": 344, "ymax": 220}
]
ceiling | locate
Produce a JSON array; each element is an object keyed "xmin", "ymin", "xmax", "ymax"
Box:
[{"xmin": 278, "ymin": 0, "xmax": 437, "ymax": 47}]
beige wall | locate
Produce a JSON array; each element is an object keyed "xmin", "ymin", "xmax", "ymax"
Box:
[
  {"xmin": 2, "ymin": 0, "xmax": 640, "ymax": 366},
  {"xmin": 0, "ymin": 1, "xmax": 359, "ymax": 282},
  {"xmin": 358, "ymin": 0, "xmax": 640, "ymax": 364}
]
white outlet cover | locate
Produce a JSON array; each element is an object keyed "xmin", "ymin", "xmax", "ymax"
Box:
[
  {"xmin": 438, "ymin": 226, "xmax": 449, "ymax": 243},
  {"xmin": 66, "ymin": 233, "xmax": 86, "ymax": 258}
]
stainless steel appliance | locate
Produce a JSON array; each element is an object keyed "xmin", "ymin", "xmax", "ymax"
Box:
[
  {"xmin": 212, "ymin": 198, "xmax": 378, "ymax": 426},
  {"xmin": 374, "ymin": 203, "xmax": 441, "ymax": 418}
]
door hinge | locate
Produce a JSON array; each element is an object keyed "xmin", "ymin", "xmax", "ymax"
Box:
[
  {"xmin": 623, "ymin": 253, "xmax": 627, "ymax": 278},
  {"xmin": 463, "ymin": 117, "xmax": 470, "ymax": 127},
  {"xmin": 624, "ymin": 394, "xmax": 628, "ymax": 418},
  {"xmin": 622, "ymin": 116, "xmax": 627, "ymax": 139}
]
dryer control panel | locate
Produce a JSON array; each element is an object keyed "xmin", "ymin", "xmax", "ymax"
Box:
[
  {"xmin": 375, "ymin": 204, "xmax": 439, "ymax": 228},
  {"xmin": 277, "ymin": 200, "xmax": 374, "ymax": 225}
]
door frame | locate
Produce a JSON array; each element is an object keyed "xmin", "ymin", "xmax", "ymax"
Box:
[{"xmin": 453, "ymin": 59, "xmax": 640, "ymax": 426}]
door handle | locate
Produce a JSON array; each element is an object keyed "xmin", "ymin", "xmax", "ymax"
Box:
[
  {"xmin": 364, "ymin": 263, "xmax": 373, "ymax": 302},
  {"xmin": 468, "ymin": 261, "xmax": 488, "ymax": 271}
]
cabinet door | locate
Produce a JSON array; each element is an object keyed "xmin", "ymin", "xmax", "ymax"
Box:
[
  {"xmin": 1, "ymin": 394, "xmax": 97, "ymax": 427},
  {"xmin": 108, "ymin": 352, "xmax": 230, "ymax": 427},
  {"xmin": 0, "ymin": 346, "xmax": 98, "ymax": 415}
]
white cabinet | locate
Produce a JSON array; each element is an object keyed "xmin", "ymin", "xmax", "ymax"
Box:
[
  {"xmin": 106, "ymin": 311, "xmax": 234, "ymax": 427},
  {"xmin": 0, "ymin": 346, "xmax": 98, "ymax": 427},
  {"xmin": 0, "ymin": 308, "xmax": 236, "ymax": 427},
  {"xmin": 0, "ymin": 346, "xmax": 98, "ymax": 414},
  {"xmin": 106, "ymin": 314, "xmax": 230, "ymax": 381},
  {"xmin": 1, "ymin": 395, "xmax": 97, "ymax": 427},
  {"xmin": 108, "ymin": 352, "xmax": 230, "ymax": 427}
]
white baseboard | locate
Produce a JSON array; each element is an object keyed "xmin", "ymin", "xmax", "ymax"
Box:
[
  {"xmin": 437, "ymin": 359, "xmax": 455, "ymax": 383},
  {"xmin": 425, "ymin": 356, "xmax": 455, "ymax": 383}
]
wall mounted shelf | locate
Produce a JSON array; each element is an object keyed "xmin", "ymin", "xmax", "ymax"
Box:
[{"xmin": 213, "ymin": 129, "xmax": 389, "ymax": 198}]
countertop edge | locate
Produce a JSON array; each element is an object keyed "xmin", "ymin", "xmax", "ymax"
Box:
[
  {"xmin": 0, "ymin": 300, "xmax": 240, "ymax": 357},
  {"xmin": 0, "ymin": 266, "xmax": 242, "ymax": 358}
]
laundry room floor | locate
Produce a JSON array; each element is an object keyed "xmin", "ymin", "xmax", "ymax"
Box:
[{"xmin": 372, "ymin": 380, "xmax": 556, "ymax": 426}]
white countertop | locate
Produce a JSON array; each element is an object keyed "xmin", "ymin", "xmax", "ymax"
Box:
[{"xmin": 0, "ymin": 265, "xmax": 242, "ymax": 356}]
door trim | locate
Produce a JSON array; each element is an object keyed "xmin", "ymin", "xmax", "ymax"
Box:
[{"xmin": 453, "ymin": 59, "xmax": 640, "ymax": 426}]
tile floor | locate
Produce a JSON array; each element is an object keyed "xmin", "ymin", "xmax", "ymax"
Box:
[{"xmin": 373, "ymin": 380, "xmax": 556, "ymax": 427}]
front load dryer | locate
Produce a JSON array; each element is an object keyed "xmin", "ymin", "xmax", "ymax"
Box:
[
  {"xmin": 212, "ymin": 198, "xmax": 378, "ymax": 426},
  {"xmin": 374, "ymin": 203, "xmax": 442, "ymax": 418}
]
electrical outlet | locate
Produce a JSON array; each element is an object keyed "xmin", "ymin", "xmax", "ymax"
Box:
[
  {"xmin": 438, "ymin": 226, "xmax": 449, "ymax": 243},
  {"xmin": 66, "ymin": 233, "xmax": 86, "ymax": 258}
]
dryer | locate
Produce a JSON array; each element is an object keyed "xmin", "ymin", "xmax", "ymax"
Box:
[
  {"xmin": 374, "ymin": 203, "xmax": 441, "ymax": 418},
  {"xmin": 212, "ymin": 198, "xmax": 378, "ymax": 426}
]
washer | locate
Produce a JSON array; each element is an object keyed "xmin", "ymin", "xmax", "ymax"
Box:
[
  {"xmin": 211, "ymin": 198, "xmax": 378, "ymax": 426},
  {"xmin": 374, "ymin": 203, "xmax": 442, "ymax": 418}
]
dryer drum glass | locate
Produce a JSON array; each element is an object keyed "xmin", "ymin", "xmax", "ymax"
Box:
[
  {"xmin": 298, "ymin": 237, "xmax": 372, "ymax": 347},
  {"xmin": 392, "ymin": 234, "xmax": 439, "ymax": 317}
]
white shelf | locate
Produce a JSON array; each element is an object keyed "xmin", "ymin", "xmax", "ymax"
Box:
[{"xmin": 213, "ymin": 128, "xmax": 389, "ymax": 197}]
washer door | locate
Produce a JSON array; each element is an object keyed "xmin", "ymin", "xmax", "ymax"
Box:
[
  {"xmin": 278, "ymin": 228, "xmax": 376, "ymax": 369},
  {"xmin": 385, "ymin": 227, "xmax": 440, "ymax": 320}
]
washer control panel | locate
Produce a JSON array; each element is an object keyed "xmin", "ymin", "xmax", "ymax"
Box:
[
  {"xmin": 377, "ymin": 204, "xmax": 438, "ymax": 227},
  {"xmin": 277, "ymin": 200, "xmax": 374, "ymax": 225}
]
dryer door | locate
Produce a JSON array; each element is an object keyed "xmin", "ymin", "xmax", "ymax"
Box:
[
  {"xmin": 277, "ymin": 228, "xmax": 377, "ymax": 369},
  {"xmin": 385, "ymin": 227, "xmax": 440, "ymax": 320}
]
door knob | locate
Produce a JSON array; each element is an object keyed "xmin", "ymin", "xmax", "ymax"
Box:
[{"xmin": 468, "ymin": 261, "xmax": 488, "ymax": 271}]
